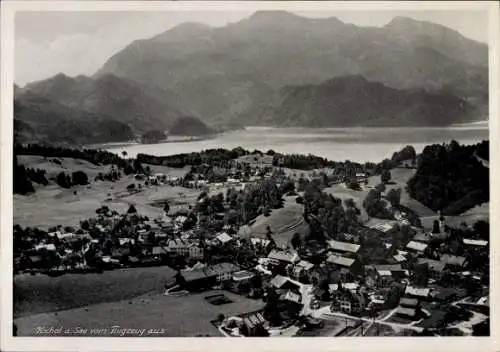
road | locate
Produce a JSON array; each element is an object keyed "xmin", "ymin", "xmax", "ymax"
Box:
[{"xmin": 312, "ymin": 307, "xmax": 424, "ymax": 333}]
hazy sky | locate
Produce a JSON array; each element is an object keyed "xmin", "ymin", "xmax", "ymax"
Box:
[{"xmin": 15, "ymin": 10, "xmax": 489, "ymax": 86}]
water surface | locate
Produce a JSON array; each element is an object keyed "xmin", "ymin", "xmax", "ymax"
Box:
[{"xmin": 106, "ymin": 123, "xmax": 488, "ymax": 163}]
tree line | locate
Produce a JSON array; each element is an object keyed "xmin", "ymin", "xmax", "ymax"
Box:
[{"xmin": 407, "ymin": 140, "xmax": 489, "ymax": 215}]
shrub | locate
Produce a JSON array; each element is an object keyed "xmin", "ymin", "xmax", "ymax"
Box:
[
  {"xmin": 71, "ymin": 171, "xmax": 89, "ymax": 185},
  {"xmin": 56, "ymin": 172, "xmax": 72, "ymax": 188}
]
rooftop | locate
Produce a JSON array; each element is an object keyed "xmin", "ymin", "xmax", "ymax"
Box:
[
  {"xmin": 405, "ymin": 285, "xmax": 430, "ymax": 297},
  {"xmin": 232, "ymin": 270, "xmax": 255, "ymax": 281},
  {"xmin": 181, "ymin": 262, "xmax": 240, "ymax": 282},
  {"xmin": 463, "ymin": 238, "xmax": 488, "ymax": 246},
  {"xmin": 268, "ymin": 249, "xmax": 300, "ymax": 264},
  {"xmin": 399, "ymin": 297, "xmax": 419, "ymax": 307},
  {"xmin": 326, "ymin": 255, "xmax": 356, "ymax": 267},
  {"xmin": 413, "ymin": 232, "xmax": 433, "ymax": 243},
  {"xmin": 395, "ymin": 306, "xmax": 417, "ymax": 317},
  {"xmin": 216, "ymin": 232, "xmax": 233, "ymax": 244},
  {"xmin": 417, "ymin": 258, "xmax": 446, "ymax": 272},
  {"xmin": 440, "ymin": 254, "xmax": 467, "ymax": 267},
  {"xmin": 406, "ymin": 240, "xmax": 428, "ymax": 252},
  {"xmin": 327, "ymin": 239, "xmax": 360, "ymax": 253}
]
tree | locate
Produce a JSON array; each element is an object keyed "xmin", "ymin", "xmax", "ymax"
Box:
[
  {"xmin": 122, "ymin": 151, "xmax": 128, "ymax": 158},
  {"xmin": 381, "ymin": 169, "xmax": 392, "ymax": 184},
  {"xmin": 432, "ymin": 220, "xmax": 441, "ymax": 234},
  {"xmin": 375, "ymin": 183, "xmax": 386, "ymax": 193},
  {"xmin": 291, "ymin": 232, "xmax": 302, "ymax": 250},
  {"xmin": 217, "ymin": 313, "xmax": 225, "ymax": 323},
  {"xmin": 344, "ymin": 198, "xmax": 356, "ymax": 209},
  {"xmin": 127, "ymin": 204, "xmax": 137, "ymax": 214},
  {"xmin": 72, "ymin": 170, "xmax": 89, "ymax": 185},
  {"xmin": 56, "ymin": 172, "xmax": 72, "ymax": 188},
  {"xmin": 13, "ymin": 155, "xmax": 35, "ymax": 195},
  {"xmin": 387, "ymin": 188, "xmax": 402, "ymax": 207}
]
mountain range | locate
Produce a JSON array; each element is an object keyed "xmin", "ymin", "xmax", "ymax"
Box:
[{"xmin": 15, "ymin": 12, "xmax": 489, "ymax": 144}]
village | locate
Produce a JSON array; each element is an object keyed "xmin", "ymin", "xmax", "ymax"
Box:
[{"xmin": 12, "ymin": 150, "xmax": 490, "ymax": 337}]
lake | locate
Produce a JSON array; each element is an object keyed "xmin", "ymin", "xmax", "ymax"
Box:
[{"xmin": 106, "ymin": 123, "xmax": 489, "ymax": 163}]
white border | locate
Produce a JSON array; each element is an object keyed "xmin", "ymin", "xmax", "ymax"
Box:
[{"xmin": 1, "ymin": 1, "xmax": 499, "ymax": 351}]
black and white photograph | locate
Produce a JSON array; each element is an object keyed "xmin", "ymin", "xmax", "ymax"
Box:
[{"xmin": 1, "ymin": 1, "xmax": 498, "ymax": 350}]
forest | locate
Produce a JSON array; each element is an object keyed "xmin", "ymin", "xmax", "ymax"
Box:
[{"xmin": 407, "ymin": 140, "xmax": 489, "ymax": 215}]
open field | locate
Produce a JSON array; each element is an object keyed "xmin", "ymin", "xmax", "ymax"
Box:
[
  {"xmin": 245, "ymin": 202, "xmax": 307, "ymax": 247},
  {"xmin": 14, "ymin": 266, "xmax": 177, "ymax": 318},
  {"xmin": 384, "ymin": 168, "xmax": 436, "ymax": 217},
  {"xmin": 14, "ymin": 157, "xmax": 198, "ymax": 229},
  {"xmin": 420, "ymin": 202, "xmax": 489, "ymax": 229},
  {"xmin": 323, "ymin": 167, "xmax": 436, "ymax": 226},
  {"xmin": 322, "ymin": 184, "xmax": 371, "ymax": 223},
  {"xmin": 15, "ymin": 290, "xmax": 264, "ymax": 337}
]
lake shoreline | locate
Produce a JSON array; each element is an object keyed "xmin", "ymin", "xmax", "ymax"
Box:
[{"xmin": 102, "ymin": 125, "xmax": 488, "ymax": 164}]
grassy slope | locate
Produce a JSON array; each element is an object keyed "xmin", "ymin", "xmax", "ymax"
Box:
[
  {"xmin": 14, "ymin": 158, "xmax": 197, "ymax": 229},
  {"xmin": 14, "ymin": 266, "xmax": 177, "ymax": 318},
  {"xmin": 248, "ymin": 199, "xmax": 306, "ymax": 247}
]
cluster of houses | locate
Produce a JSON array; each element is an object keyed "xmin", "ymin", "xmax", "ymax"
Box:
[
  {"xmin": 13, "ymin": 158, "xmax": 489, "ymax": 337},
  {"xmin": 200, "ymin": 215, "xmax": 488, "ymax": 336}
]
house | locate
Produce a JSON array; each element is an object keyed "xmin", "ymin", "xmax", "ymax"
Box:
[
  {"xmin": 250, "ymin": 238, "xmax": 271, "ymax": 250},
  {"xmin": 463, "ymin": 239, "xmax": 488, "ymax": 247},
  {"xmin": 399, "ymin": 297, "xmax": 420, "ymax": 309},
  {"xmin": 440, "ymin": 254, "xmax": 468, "ymax": 270},
  {"xmin": 165, "ymin": 238, "xmax": 189, "ymax": 256},
  {"xmin": 179, "ymin": 262, "xmax": 240, "ymax": 291},
  {"xmin": 118, "ymin": 238, "xmax": 135, "ymax": 246},
  {"xmin": 188, "ymin": 244, "xmax": 204, "ymax": 260},
  {"xmin": 206, "ymin": 262, "xmax": 240, "ymax": 283},
  {"xmin": 270, "ymin": 275, "xmax": 301, "ymax": 291},
  {"xmin": 152, "ymin": 246, "xmax": 168, "ymax": 257},
  {"xmin": 355, "ymin": 172, "xmax": 368, "ymax": 183},
  {"xmin": 215, "ymin": 232, "xmax": 233, "ymax": 245},
  {"xmin": 394, "ymin": 306, "xmax": 418, "ymax": 319},
  {"xmin": 405, "ymin": 285, "xmax": 431, "ymax": 300},
  {"xmin": 238, "ymin": 310, "xmax": 268, "ymax": 336},
  {"xmin": 232, "ymin": 270, "xmax": 256, "ymax": 283},
  {"xmin": 393, "ymin": 252, "xmax": 407, "ymax": 263},
  {"xmin": 267, "ymin": 249, "xmax": 300, "ymax": 266},
  {"xmin": 326, "ymin": 255, "xmax": 362, "ymax": 276},
  {"xmin": 331, "ymin": 289, "xmax": 367, "ymax": 315},
  {"xmin": 280, "ymin": 290, "xmax": 302, "ymax": 305},
  {"xmin": 290, "ymin": 260, "xmax": 315, "ymax": 280},
  {"xmin": 370, "ymin": 222, "xmax": 396, "ymax": 234},
  {"xmin": 328, "ymin": 282, "xmax": 359, "ymax": 293},
  {"xmin": 34, "ymin": 243, "xmax": 56, "ymax": 251},
  {"xmin": 417, "ymin": 258, "xmax": 446, "ymax": 280},
  {"xmin": 413, "ymin": 232, "xmax": 433, "ymax": 243},
  {"xmin": 368, "ymin": 264, "xmax": 408, "ymax": 286},
  {"xmin": 406, "ymin": 240, "xmax": 428, "ymax": 254},
  {"xmin": 327, "ymin": 239, "xmax": 360, "ymax": 257}
]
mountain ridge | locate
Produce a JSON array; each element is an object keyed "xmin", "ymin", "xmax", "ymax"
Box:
[{"xmin": 95, "ymin": 11, "xmax": 487, "ymax": 128}]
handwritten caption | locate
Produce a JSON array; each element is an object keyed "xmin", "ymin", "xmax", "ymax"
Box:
[{"xmin": 34, "ymin": 325, "xmax": 166, "ymax": 336}]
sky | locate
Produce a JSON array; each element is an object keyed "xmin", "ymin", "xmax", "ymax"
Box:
[{"xmin": 15, "ymin": 9, "xmax": 489, "ymax": 86}]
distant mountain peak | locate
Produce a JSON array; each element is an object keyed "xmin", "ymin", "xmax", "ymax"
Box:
[
  {"xmin": 246, "ymin": 10, "xmax": 343, "ymax": 25},
  {"xmin": 385, "ymin": 15, "xmax": 457, "ymax": 36},
  {"xmin": 152, "ymin": 21, "xmax": 212, "ymax": 41},
  {"xmin": 325, "ymin": 74, "xmax": 369, "ymax": 85}
]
